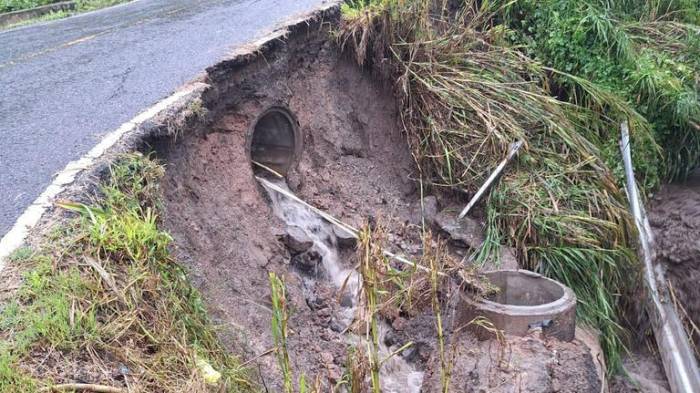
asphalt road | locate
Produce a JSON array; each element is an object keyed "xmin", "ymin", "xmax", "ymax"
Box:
[{"xmin": 0, "ymin": 0, "xmax": 331, "ymax": 236}]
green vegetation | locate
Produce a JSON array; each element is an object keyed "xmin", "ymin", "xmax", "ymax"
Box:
[
  {"xmin": 1, "ymin": 0, "xmax": 131, "ymax": 30},
  {"xmin": 0, "ymin": 154, "xmax": 252, "ymax": 392},
  {"xmin": 340, "ymin": 0, "xmax": 700, "ymax": 374},
  {"xmin": 493, "ymin": 0, "xmax": 700, "ymax": 185},
  {"xmin": 1, "ymin": 0, "xmax": 127, "ymax": 13},
  {"xmin": 1, "ymin": 0, "xmax": 59, "ymax": 13}
]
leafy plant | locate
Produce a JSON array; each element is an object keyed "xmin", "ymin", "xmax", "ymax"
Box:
[{"xmin": 339, "ymin": 0, "xmax": 653, "ymax": 373}]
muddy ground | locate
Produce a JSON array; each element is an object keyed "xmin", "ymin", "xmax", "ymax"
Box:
[
  {"xmin": 649, "ymin": 169, "xmax": 700, "ymax": 350},
  {"xmin": 152, "ymin": 15, "xmax": 604, "ymax": 392}
]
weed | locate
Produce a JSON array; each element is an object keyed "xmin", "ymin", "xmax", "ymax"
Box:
[
  {"xmin": 7, "ymin": 247, "xmax": 33, "ymax": 263},
  {"xmin": 269, "ymin": 272, "xmax": 293, "ymax": 393},
  {"xmin": 339, "ymin": 0, "xmax": 648, "ymax": 373},
  {"xmin": 0, "ymin": 153, "xmax": 253, "ymax": 392},
  {"xmin": 357, "ymin": 224, "xmax": 383, "ymax": 393}
]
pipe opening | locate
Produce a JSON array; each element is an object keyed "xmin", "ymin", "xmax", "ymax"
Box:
[
  {"xmin": 249, "ymin": 107, "xmax": 299, "ymax": 176},
  {"xmin": 486, "ymin": 270, "xmax": 565, "ymax": 306}
]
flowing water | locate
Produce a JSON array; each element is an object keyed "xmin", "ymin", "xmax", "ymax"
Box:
[{"xmin": 261, "ymin": 179, "xmax": 424, "ymax": 393}]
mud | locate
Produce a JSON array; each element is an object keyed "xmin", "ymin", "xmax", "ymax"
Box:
[
  {"xmin": 152, "ymin": 16, "xmax": 603, "ymax": 392},
  {"xmin": 648, "ymin": 169, "xmax": 700, "ymax": 347},
  {"xmin": 422, "ymin": 330, "xmax": 601, "ymax": 393}
]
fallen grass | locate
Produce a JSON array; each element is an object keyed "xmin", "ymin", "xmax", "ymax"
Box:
[
  {"xmin": 339, "ymin": 0, "xmax": 648, "ymax": 373},
  {"xmin": 0, "ymin": 153, "xmax": 253, "ymax": 392}
]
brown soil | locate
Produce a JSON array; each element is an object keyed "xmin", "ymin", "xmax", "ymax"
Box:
[
  {"xmin": 152, "ymin": 17, "xmax": 603, "ymax": 392},
  {"xmin": 608, "ymin": 170, "xmax": 700, "ymax": 393},
  {"xmin": 422, "ymin": 330, "xmax": 601, "ymax": 393},
  {"xmin": 648, "ymin": 169, "xmax": 700, "ymax": 349}
]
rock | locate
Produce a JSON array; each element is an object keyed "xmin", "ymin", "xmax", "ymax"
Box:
[
  {"xmin": 433, "ymin": 209, "xmax": 485, "ymax": 249},
  {"xmin": 327, "ymin": 364, "xmax": 343, "ymax": 384},
  {"xmin": 291, "ymin": 250, "xmax": 321, "ymax": 274},
  {"xmin": 384, "ymin": 330, "xmax": 398, "ymax": 347},
  {"xmin": 320, "ymin": 352, "xmax": 334, "ymax": 364},
  {"xmin": 422, "ymin": 195, "xmax": 439, "ymax": 221},
  {"xmin": 499, "ymin": 246, "xmax": 519, "ymax": 270},
  {"xmin": 333, "ymin": 226, "xmax": 357, "ymax": 249},
  {"xmin": 481, "ymin": 246, "xmax": 519, "ymax": 271},
  {"xmin": 284, "ymin": 226, "xmax": 313, "ymax": 254},
  {"xmin": 339, "ymin": 292, "xmax": 355, "ymax": 308},
  {"xmin": 330, "ymin": 318, "xmax": 346, "ymax": 333}
]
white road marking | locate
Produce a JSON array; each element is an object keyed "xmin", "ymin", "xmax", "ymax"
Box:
[{"xmin": 0, "ymin": 84, "xmax": 199, "ymax": 273}]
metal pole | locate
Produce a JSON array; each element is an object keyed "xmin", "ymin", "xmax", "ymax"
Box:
[{"xmin": 620, "ymin": 121, "xmax": 700, "ymax": 393}]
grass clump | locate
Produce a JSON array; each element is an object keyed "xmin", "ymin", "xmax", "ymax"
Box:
[
  {"xmin": 492, "ymin": 0, "xmax": 700, "ymax": 183},
  {"xmin": 0, "ymin": 153, "xmax": 252, "ymax": 392},
  {"xmin": 338, "ymin": 0, "xmax": 663, "ymax": 373}
]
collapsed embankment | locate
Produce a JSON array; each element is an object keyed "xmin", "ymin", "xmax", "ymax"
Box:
[
  {"xmin": 149, "ymin": 9, "xmax": 604, "ymax": 392},
  {"xmin": 4, "ymin": 2, "xmax": 688, "ymax": 392}
]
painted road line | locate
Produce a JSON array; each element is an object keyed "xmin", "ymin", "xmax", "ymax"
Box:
[{"xmin": 0, "ymin": 83, "xmax": 200, "ymax": 273}]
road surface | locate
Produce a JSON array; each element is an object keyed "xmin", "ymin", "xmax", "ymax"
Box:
[{"xmin": 0, "ymin": 0, "xmax": 331, "ymax": 235}]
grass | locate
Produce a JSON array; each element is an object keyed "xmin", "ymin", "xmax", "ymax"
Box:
[
  {"xmin": 0, "ymin": 153, "xmax": 253, "ymax": 392},
  {"xmin": 1, "ymin": 0, "xmax": 131, "ymax": 30},
  {"xmin": 268, "ymin": 272, "xmax": 294, "ymax": 393},
  {"xmin": 337, "ymin": 0, "xmax": 662, "ymax": 374}
]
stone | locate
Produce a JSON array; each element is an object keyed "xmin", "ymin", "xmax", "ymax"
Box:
[
  {"xmin": 339, "ymin": 292, "xmax": 354, "ymax": 308},
  {"xmin": 333, "ymin": 226, "xmax": 357, "ymax": 249},
  {"xmin": 422, "ymin": 195, "xmax": 439, "ymax": 221},
  {"xmin": 284, "ymin": 226, "xmax": 313, "ymax": 254},
  {"xmin": 499, "ymin": 246, "xmax": 519, "ymax": 270},
  {"xmin": 291, "ymin": 250, "xmax": 321, "ymax": 274},
  {"xmin": 433, "ymin": 209, "xmax": 485, "ymax": 249}
]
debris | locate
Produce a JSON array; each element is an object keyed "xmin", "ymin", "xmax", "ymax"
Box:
[
  {"xmin": 433, "ymin": 209, "xmax": 484, "ymax": 249},
  {"xmin": 333, "ymin": 225, "xmax": 357, "ymax": 248},
  {"xmin": 195, "ymin": 355, "xmax": 222, "ymax": 385},
  {"xmin": 283, "ymin": 226, "xmax": 313, "ymax": 253},
  {"xmin": 457, "ymin": 141, "xmax": 523, "ymax": 219},
  {"xmin": 291, "ymin": 250, "xmax": 321, "ymax": 274},
  {"xmin": 42, "ymin": 383, "xmax": 125, "ymax": 393}
]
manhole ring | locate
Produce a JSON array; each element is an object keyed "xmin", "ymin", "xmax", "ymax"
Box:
[{"xmin": 457, "ymin": 269, "xmax": 577, "ymax": 341}]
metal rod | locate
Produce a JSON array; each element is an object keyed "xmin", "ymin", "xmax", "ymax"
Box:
[
  {"xmin": 620, "ymin": 121, "xmax": 700, "ymax": 393},
  {"xmin": 458, "ymin": 141, "xmax": 523, "ymax": 219}
]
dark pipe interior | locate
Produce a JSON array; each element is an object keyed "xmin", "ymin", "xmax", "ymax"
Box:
[{"xmin": 250, "ymin": 109, "xmax": 296, "ymax": 176}]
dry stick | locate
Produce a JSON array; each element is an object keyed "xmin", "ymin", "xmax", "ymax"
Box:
[
  {"xmin": 256, "ymin": 176, "xmax": 443, "ymax": 276},
  {"xmin": 42, "ymin": 384, "xmax": 124, "ymax": 393},
  {"xmin": 457, "ymin": 141, "xmax": 523, "ymax": 219},
  {"xmin": 619, "ymin": 121, "xmax": 700, "ymax": 393}
]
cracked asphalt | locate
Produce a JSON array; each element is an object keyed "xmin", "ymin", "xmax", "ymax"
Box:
[{"xmin": 0, "ymin": 0, "xmax": 332, "ymax": 236}]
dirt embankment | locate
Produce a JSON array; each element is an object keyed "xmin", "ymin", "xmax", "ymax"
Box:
[
  {"xmin": 151, "ymin": 14, "xmax": 603, "ymax": 392},
  {"xmin": 648, "ymin": 170, "xmax": 700, "ymax": 355}
]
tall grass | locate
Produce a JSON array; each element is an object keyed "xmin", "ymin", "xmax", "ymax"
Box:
[
  {"xmin": 339, "ymin": 0, "xmax": 649, "ymax": 373},
  {"xmin": 269, "ymin": 272, "xmax": 294, "ymax": 393}
]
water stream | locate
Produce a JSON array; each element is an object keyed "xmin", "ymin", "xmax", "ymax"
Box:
[{"xmin": 261, "ymin": 179, "xmax": 424, "ymax": 393}]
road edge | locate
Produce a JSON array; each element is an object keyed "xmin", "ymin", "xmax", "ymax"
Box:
[{"xmin": 0, "ymin": 1, "xmax": 341, "ymax": 274}]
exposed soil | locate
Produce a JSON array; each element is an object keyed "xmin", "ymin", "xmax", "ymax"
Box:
[
  {"xmin": 422, "ymin": 329, "xmax": 601, "ymax": 393},
  {"xmin": 152, "ymin": 17, "xmax": 603, "ymax": 392},
  {"xmin": 608, "ymin": 169, "xmax": 700, "ymax": 393},
  {"xmin": 648, "ymin": 169, "xmax": 700, "ymax": 349}
]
